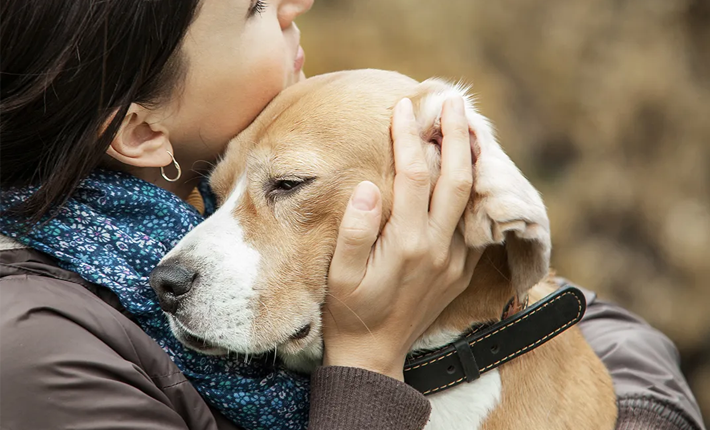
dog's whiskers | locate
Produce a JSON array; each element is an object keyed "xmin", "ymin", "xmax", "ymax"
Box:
[
  {"xmin": 325, "ymin": 303, "xmax": 340, "ymax": 332},
  {"xmin": 257, "ymin": 298, "xmax": 289, "ymax": 357},
  {"xmin": 325, "ymin": 292, "xmax": 373, "ymax": 338},
  {"xmin": 486, "ymin": 254, "xmax": 510, "ymax": 282}
]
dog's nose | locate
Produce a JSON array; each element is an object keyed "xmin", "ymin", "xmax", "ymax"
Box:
[{"xmin": 149, "ymin": 263, "xmax": 196, "ymax": 314}]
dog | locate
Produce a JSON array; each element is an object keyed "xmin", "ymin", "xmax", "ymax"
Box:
[{"xmin": 150, "ymin": 69, "xmax": 617, "ymax": 429}]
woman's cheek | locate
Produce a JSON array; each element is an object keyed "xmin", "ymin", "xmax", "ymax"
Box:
[
  {"xmin": 180, "ymin": 62, "xmax": 287, "ymax": 148},
  {"xmin": 235, "ymin": 56, "xmax": 288, "ymax": 124}
]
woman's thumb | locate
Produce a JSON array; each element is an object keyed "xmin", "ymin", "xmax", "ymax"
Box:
[{"xmin": 328, "ymin": 181, "xmax": 382, "ymax": 291}]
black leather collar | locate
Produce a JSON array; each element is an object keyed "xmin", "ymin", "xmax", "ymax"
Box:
[{"xmin": 403, "ymin": 285, "xmax": 586, "ymax": 395}]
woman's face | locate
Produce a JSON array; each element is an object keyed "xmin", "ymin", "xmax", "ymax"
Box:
[{"xmin": 159, "ymin": 0, "xmax": 313, "ymax": 166}]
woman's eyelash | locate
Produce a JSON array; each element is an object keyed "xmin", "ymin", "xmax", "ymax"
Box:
[{"xmin": 249, "ymin": 0, "xmax": 267, "ymax": 16}]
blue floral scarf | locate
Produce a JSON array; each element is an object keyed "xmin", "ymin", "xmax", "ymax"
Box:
[{"xmin": 0, "ymin": 169, "xmax": 309, "ymax": 430}]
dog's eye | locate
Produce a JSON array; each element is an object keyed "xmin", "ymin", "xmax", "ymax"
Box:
[
  {"xmin": 275, "ymin": 179, "xmax": 303, "ymax": 191},
  {"xmin": 266, "ymin": 177, "xmax": 316, "ymax": 201}
]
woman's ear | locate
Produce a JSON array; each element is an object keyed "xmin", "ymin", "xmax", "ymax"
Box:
[{"xmin": 106, "ymin": 103, "xmax": 173, "ymax": 168}]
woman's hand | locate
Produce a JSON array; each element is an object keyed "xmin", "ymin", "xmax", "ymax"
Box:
[{"xmin": 322, "ymin": 96, "xmax": 482, "ymax": 381}]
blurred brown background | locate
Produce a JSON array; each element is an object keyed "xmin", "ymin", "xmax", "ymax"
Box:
[{"xmin": 299, "ymin": 0, "xmax": 710, "ymax": 423}]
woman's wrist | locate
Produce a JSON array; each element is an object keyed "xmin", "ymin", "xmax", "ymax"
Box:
[{"xmin": 322, "ymin": 342, "xmax": 407, "ymax": 381}]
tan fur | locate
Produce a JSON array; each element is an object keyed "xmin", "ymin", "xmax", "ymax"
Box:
[
  {"xmin": 478, "ymin": 278, "xmax": 617, "ymax": 429},
  {"xmin": 204, "ymin": 69, "xmax": 616, "ymax": 427}
]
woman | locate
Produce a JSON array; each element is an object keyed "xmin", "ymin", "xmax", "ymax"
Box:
[
  {"xmin": 0, "ymin": 1, "xmax": 704, "ymax": 429},
  {"xmin": 0, "ymin": 1, "xmax": 478, "ymax": 429}
]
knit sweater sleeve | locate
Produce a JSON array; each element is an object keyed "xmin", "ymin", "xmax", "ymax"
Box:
[
  {"xmin": 308, "ymin": 366, "xmax": 431, "ymax": 430},
  {"xmin": 615, "ymin": 396, "xmax": 703, "ymax": 430}
]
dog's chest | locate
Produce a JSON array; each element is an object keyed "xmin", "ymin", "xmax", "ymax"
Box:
[{"xmin": 424, "ymin": 369, "xmax": 502, "ymax": 430}]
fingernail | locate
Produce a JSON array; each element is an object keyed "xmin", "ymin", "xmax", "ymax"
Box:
[
  {"xmin": 449, "ymin": 96, "xmax": 465, "ymax": 115},
  {"xmin": 397, "ymin": 97, "xmax": 414, "ymax": 118},
  {"xmin": 351, "ymin": 181, "xmax": 379, "ymax": 211}
]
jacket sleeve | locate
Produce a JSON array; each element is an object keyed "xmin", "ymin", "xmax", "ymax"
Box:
[
  {"xmin": 567, "ymin": 280, "xmax": 707, "ymax": 430},
  {"xmin": 0, "ymin": 274, "xmax": 233, "ymax": 430},
  {"xmin": 308, "ymin": 366, "xmax": 431, "ymax": 430}
]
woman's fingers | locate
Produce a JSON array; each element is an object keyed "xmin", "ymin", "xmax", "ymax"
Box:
[
  {"xmin": 328, "ymin": 181, "xmax": 382, "ymax": 293},
  {"xmin": 429, "ymin": 96, "xmax": 473, "ymax": 241},
  {"xmin": 322, "ymin": 97, "xmax": 482, "ymax": 382},
  {"xmin": 390, "ymin": 98, "xmax": 431, "ymax": 232}
]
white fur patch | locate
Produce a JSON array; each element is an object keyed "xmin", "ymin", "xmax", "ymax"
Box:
[
  {"xmin": 411, "ymin": 330, "xmax": 502, "ymax": 430},
  {"xmin": 425, "ymin": 370, "xmax": 502, "ymax": 430},
  {"xmin": 162, "ymin": 174, "xmax": 262, "ymax": 352},
  {"xmin": 411, "ymin": 329, "xmax": 463, "ymax": 353}
]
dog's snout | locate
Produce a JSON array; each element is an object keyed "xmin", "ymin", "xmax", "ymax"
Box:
[{"xmin": 149, "ymin": 263, "xmax": 196, "ymax": 314}]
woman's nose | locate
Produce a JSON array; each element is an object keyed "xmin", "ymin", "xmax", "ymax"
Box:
[{"xmin": 278, "ymin": 0, "xmax": 314, "ymax": 30}]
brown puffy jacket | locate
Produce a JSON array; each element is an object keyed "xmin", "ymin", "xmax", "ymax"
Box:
[{"xmin": 0, "ymin": 237, "xmax": 705, "ymax": 430}]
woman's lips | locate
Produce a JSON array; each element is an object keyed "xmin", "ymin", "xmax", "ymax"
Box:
[{"xmin": 294, "ymin": 45, "xmax": 305, "ymax": 72}]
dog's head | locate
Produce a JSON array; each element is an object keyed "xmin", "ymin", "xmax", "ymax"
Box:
[{"xmin": 150, "ymin": 70, "xmax": 550, "ymax": 368}]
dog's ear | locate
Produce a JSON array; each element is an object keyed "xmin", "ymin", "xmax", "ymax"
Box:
[{"xmin": 408, "ymin": 79, "xmax": 551, "ymax": 295}]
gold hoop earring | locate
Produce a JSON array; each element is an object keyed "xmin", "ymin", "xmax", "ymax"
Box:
[{"xmin": 160, "ymin": 151, "xmax": 182, "ymax": 182}]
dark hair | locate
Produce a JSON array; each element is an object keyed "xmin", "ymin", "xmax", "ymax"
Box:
[{"xmin": 0, "ymin": 0, "xmax": 201, "ymax": 222}]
